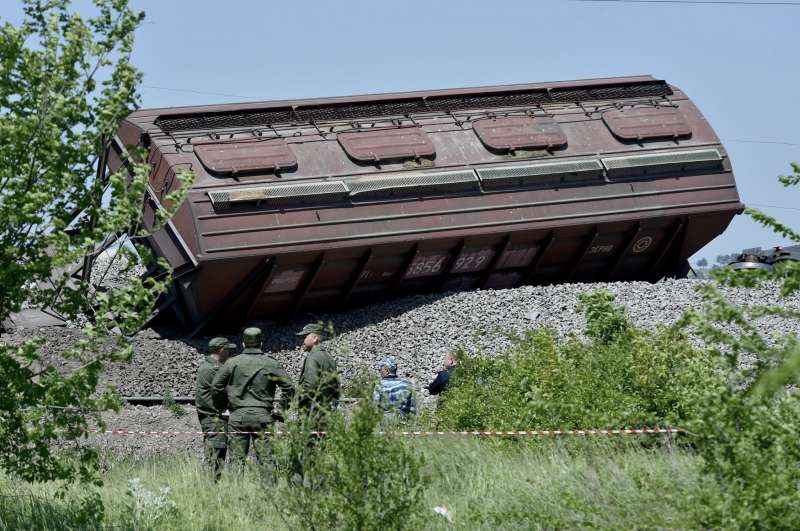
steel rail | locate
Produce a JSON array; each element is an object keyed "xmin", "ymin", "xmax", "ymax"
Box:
[{"xmin": 122, "ymin": 396, "xmax": 360, "ymax": 405}]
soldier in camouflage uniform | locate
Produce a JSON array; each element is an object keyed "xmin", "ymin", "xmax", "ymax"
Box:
[
  {"xmin": 195, "ymin": 336, "xmax": 235, "ymax": 480},
  {"xmin": 373, "ymin": 357, "xmax": 417, "ymax": 420},
  {"xmin": 296, "ymin": 322, "xmax": 341, "ymax": 423},
  {"xmin": 211, "ymin": 327, "xmax": 294, "ymax": 469},
  {"xmin": 289, "ymin": 322, "xmax": 341, "ymax": 483}
]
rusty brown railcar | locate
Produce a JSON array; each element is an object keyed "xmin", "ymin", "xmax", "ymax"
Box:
[{"xmin": 108, "ymin": 75, "xmax": 742, "ymax": 334}]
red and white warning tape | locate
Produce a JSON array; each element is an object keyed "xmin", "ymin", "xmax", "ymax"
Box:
[{"xmin": 90, "ymin": 427, "xmax": 683, "ymax": 437}]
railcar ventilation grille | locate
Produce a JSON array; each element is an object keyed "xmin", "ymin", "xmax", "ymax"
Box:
[
  {"xmin": 477, "ymin": 159, "xmax": 604, "ymax": 189},
  {"xmin": 155, "ymin": 81, "xmax": 672, "ymax": 132},
  {"xmin": 601, "ymin": 148, "xmax": 723, "ymax": 177},
  {"xmin": 347, "ymin": 170, "xmax": 479, "ymax": 199},
  {"xmin": 428, "ymin": 82, "xmax": 670, "ymax": 114},
  {"xmin": 208, "ymin": 181, "xmax": 349, "ymax": 208}
]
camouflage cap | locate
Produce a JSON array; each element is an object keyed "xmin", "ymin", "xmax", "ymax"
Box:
[
  {"xmin": 208, "ymin": 337, "xmax": 235, "ymax": 351},
  {"xmin": 379, "ymin": 356, "xmax": 398, "ymax": 373},
  {"xmin": 296, "ymin": 321, "xmax": 330, "ymax": 338},
  {"xmin": 242, "ymin": 327, "xmax": 263, "ymax": 346}
]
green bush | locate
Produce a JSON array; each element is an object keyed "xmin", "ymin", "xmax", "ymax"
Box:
[
  {"xmin": 272, "ymin": 395, "xmax": 428, "ymax": 531},
  {"xmin": 436, "ymin": 291, "xmax": 718, "ymax": 431},
  {"xmin": 674, "ymin": 163, "xmax": 800, "ymax": 529},
  {"xmin": 689, "ymin": 387, "xmax": 800, "ymax": 529},
  {"xmin": 680, "ymin": 282, "xmax": 800, "ymax": 529}
]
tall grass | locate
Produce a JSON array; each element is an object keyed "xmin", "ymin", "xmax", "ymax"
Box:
[
  {"xmin": 0, "ymin": 438, "xmax": 706, "ymax": 530},
  {"xmin": 419, "ymin": 438, "xmax": 706, "ymax": 530},
  {"xmin": 0, "ymin": 491, "xmax": 97, "ymax": 531}
]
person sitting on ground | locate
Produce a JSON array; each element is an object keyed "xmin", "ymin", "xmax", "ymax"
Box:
[
  {"xmin": 372, "ymin": 356, "xmax": 416, "ymax": 419},
  {"xmin": 195, "ymin": 336, "xmax": 235, "ymax": 480},
  {"xmin": 427, "ymin": 352, "xmax": 458, "ymax": 396},
  {"xmin": 211, "ymin": 327, "xmax": 294, "ymax": 471}
]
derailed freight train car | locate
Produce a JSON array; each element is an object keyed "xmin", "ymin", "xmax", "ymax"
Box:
[{"xmin": 108, "ymin": 75, "xmax": 743, "ymax": 333}]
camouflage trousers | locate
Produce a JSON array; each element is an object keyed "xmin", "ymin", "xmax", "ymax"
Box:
[
  {"xmin": 228, "ymin": 407, "xmax": 274, "ymax": 471},
  {"xmin": 291, "ymin": 406, "xmax": 333, "ymax": 483},
  {"xmin": 198, "ymin": 415, "xmax": 227, "ymax": 480}
]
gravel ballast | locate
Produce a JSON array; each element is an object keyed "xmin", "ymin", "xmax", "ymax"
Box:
[
  {"xmin": 5, "ymin": 278, "xmax": 800, "ymax": 458},
  {"xmin": 6, "ymin": 279, "xmax": 800, "ymax": 399},
  {"xmin": 92, "ymin": 405, "xmax": 202, "ymax": 462}
]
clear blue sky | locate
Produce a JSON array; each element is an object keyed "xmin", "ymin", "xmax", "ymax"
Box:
[{"xmin": 3, "ymin": 0, "xmax": 798, "ymax": 262}]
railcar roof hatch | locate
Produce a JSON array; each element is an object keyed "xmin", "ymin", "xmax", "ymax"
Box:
[
  {"xmin": 337, "ymin": 126, "xmax": 436, "ymax": 163},
  {"xmin": 602, "ymin": 107, "xmax": 692, "ymax": 142},
  {"xmin": 194, "ymin": 139, "xmax": 297, "ymax": 175},
  {"xmin": 473, "ymin": 116, "xmax": 567, "ymax": 153}
]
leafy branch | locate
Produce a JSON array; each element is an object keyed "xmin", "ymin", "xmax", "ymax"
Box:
[{"xmin": 0, "ymin": 0, "xmax": 191, "ymax": 489}]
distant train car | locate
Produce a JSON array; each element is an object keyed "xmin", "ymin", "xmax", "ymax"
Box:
[
  {"xmin": 108, "ymin": 75, "xmax": 743, "ymax": 333},
  {"xmin": 729, "ymin": 246, "xmax": 800, "ymax": 272}
]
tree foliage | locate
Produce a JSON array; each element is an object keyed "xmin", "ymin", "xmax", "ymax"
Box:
[
  {"xmin": 675, "ymin": 162, "xmax": 800, "ymax": 529},
  {"xmin": 0, "ymin": 0, "xmax": 189, "ymax": 486}
]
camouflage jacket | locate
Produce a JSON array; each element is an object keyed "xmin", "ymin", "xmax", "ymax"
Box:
[
  {"xmin": 210, "ymin": 348, "xmax": 294, "ymax": 414},
  {"xmin": 298, "ymin": 344, "xmax": 341, "ymax": 410},
  {"xmin": 195, "ymin": 356, "xmax": 224, "ymax": 417},
  {"xmin": 372, "ymin": 376, "xmax": 416, "ymax": 418}
]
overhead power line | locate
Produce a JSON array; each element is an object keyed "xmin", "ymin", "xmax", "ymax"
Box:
[
  {"xmin": 142, "ymin": 85, "xmax": 262, "ymax": 100},
  {"xmin": 748, "ymin": 203, "xmax": 800, "ymax": 212},
  {"xmin": 572, "ymin": 0, "xmax": 800, "ymax": 5},
  {"xmin": 722, "ymin": 139, "xmax": 800, "ymax": 147}
]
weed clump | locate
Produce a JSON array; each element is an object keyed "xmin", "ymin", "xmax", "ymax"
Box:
[
  {"xmin": 125, "ymin": 477, "xmax": 178, "ymax": 528},
  {"xmin": 162, "ymin": 391, "xmax": 186, "ymax": 418}
]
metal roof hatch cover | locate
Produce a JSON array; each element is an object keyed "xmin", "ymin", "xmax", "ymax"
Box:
[
  {"xmin": 473, "ymin": 116, "xmax": 567, "ymax": 153},
  {"xmin": 337, "ymin": 126, "xmax": 436, "ymax": 163},
  {"xmin": 602, "ymin": 107, "xmax": 692, "ymax": 142},
  {"xmin": 194, "ymin": 139, "xmax": 297, "ymax": 175}
]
